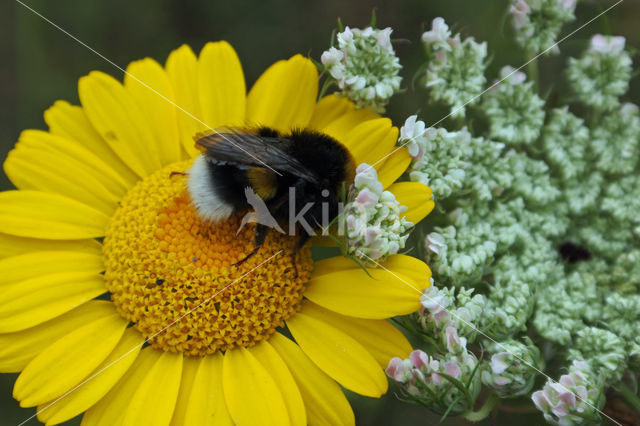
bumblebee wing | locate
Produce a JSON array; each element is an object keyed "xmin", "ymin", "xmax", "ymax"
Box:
[{"xmin": 195, "ymin": 131, "xmax": 320, "ymax": 184}]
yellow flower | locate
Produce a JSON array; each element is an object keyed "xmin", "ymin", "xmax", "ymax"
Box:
[{"xmin": 0, "ymin": 41, "xmax": 434, "ymax": 426}]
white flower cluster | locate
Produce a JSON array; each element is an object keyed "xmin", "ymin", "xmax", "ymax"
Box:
[
  {"xmin": 482, "ymin": 66, "xmax": 546, "ymax": 146},
  {"xmin": 568, "ymin": 327, "xmax": 627, "ymax": 384},
  {"xmin": 386, "ymin": 331, "xmax": 481, "ymax": 416},
  {"xmin": 355, "ymin": 2, "xmax": 640, "ymax": 422},
  {"xmin": 403, "ymin": 118, "xmax": 510, "ymax": 202},
  {"xmin": 542, "ymin": 107, "xmax": 589, "ymax": 181},
  {"xmin": 533, "ymin": 270, "xmax": 597, "ymax": 345},
  {"xmin": 509, "ymin": 0, "xmax": 576, "ymax": 54},
  {"xmin": 417, "ymin": 284, "xmax": 486, "ymax": 342},
  {"xmin": 567, "ymin": 34, "xmax": 633, "ymax": 111},
  {"xmin": 591, "ymin": 103, "xmax": 640, "ymax": 175},
  {"xmin": 407, "ymin": 124, "xmax": 472, "ymax": 199},
  {"xmin": 532, "ymin": 361, "xmax": 603, "ymax": 426},
  {"xmin": 425, "ymin": 225, "xmax": 497, "ymax": 285},
  {"xmin": 421, "ymin": 18, "xmax": 487, "ymax": 118},
  {"xmin": 482, "ymin": 278, "xmax": 533, "ymax": 339},
  {"xmin": 344, "ymin": 163, "xmax": 413, "ymax": 265},
  {"xmin": 321, "ymin": 26, "xmax": 402, "ymax": 112},
  {"xmin": 481, "ymin": 338, "xmax": 542, "ymax": 398}
]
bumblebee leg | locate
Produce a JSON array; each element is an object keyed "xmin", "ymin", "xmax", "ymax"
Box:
[
  {"xmin": 170, "ymin": 171, "xmax": 187, "ymax": 178},
  {"xmin": 233, "ymin": 224, "xmax": 268, "ymax": 267},
  {"xmin": 290, "ymin": 233, "xmax": 311, "ymax": 278}
]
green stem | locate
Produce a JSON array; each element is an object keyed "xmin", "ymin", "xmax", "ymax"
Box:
[
  {"xmin": 526, "ymin": 50, "xmax": 539, "ymax": 88},
  {"xmin": 616, "ymin": 382, "xmax": 640, "ymax": 413},
  {"xmin": 464, "ymin": 393, "xmax": 500, "ymax": 423}
]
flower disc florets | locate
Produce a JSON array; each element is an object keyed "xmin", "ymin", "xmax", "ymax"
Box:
[{"xmin": 103, "ymin": 160, "xmax": 312, "ymax": 356}]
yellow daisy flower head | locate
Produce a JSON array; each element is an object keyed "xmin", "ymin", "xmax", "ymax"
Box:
[{"xmin": 0, "ymin": 41, "xmax": 434, "ymax": 426}]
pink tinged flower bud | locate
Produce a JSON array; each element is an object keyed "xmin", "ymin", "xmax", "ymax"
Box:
[
  {"xmin": 386, "ymin": 357, "xmax": 411, "ymax": 383},
  {"xmin": 355, "ymin": 188, "xmax": 379, "ymax": 208},
  {"xmin": 433, "ymin": 310, "xmax": 449, "ymax": 326},
  {"xmin": 532, "ymin": 390, "xmax": 555, "ymax": 414},
  {"xmin": 433, "ymin": 50, "xmax": 448, "ymax": 65},
  {"xmin": 410, "ymin": 350, "xmax": 430, "ymax": 370},
  {"xmin": 422, "ymin": 17, "xmax": 451, "ymax": 46},
  {"xmin": 445, "ymin": 326, "xmax": 467, "ymax": 353},
  {"xmin": 364, "ymin": 226, "xmax": 382, "ymax": 244},
  {"xmin": 354, "ymin": 163, "xmax": 379, "ymax": 187},
  {"xmin": 558, "ymin": 374, "xmax": 576, "ymax": 388},
  {"xmin": 490, "ymin": 352, "xmax": 511, "ymax": 374},
  {"xmin": 494, "ymin": 377, "xmax": 511, "ymax": 386},
  {"xmin": 552, "ymin": 390, "xmax": 576, "ymax": 417},
  {"xmin": 376, "ymin": 27, "xmax": 394, "ymax": 52},
  {"xmin": 320, "ymin": 47, "xmax": 344, "ymax": 66},
  {"xmin": 509, "ymin": 0, "xmax": 531, "ymax": 30},
  {"xmin": 432, "ymin": 372, "xmax": 444, "ymax": 385},
  {"xmin": 499, "ymin": 65, "xmax": 527, "ymax": 85},
  {"xmin": 589, "ymin": 34, "xmax": 626, "ymax": 54},
  {"xmin": 425, "ymin": 232, "xmax": 446, "ymax": 255},
  {"xmin": 444, "ymin": 361, "xmax": 462, "ymax": 379}
]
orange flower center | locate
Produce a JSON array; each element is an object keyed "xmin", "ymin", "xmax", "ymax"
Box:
[{"xmin": 102, "ymin": 160, "xmax": 312, "ymax": 356}]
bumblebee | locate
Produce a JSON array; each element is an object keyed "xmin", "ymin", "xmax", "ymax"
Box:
[{"xmin": 187, "ymin": 127, "xmax": 356, "ymax": 272}]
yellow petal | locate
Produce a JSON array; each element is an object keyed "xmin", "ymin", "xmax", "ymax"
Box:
[
  {"xmin": 0, "ymin": 191, "xmax": 109, "ymax": 239},
  {"xmin": 197, "ymin": 41, "xmax": 246, "ymax": 129},
  {"xmin": 4, "ymin": 143, "xmax": 126, "ymax": 216},
  {"xmin": 14, "ymin": 130, "xmax": 131, "ymax": 195},
  {"xmin": 169, "ymin": 356, "xmax": 199, "ymax": 426},
  {"xmin": 44, "ymin": 100, "xmax": 139, "ymax": 186},
  {"xmin": 82, "ymin": 349, "xmax": 182, "ymax": 426},
  {"xmin": 251, "ymin": 341, "xmax": 306, "ymax": 426},
  {"xmin": 0, "ymin": 233, "xmax": 100, "ymax": 260},
  {"xmin": 247, "ymin": 55, "xmax": 318, "ymax": 132},
  {"xmin": 37, "ymin": 328, "xmax": 143, "ymax": 426},
  {"xmin": 14, "ymin": 314, "xmax": 127, "ymax": 407},
  {"xmin": 320, "ymin": 108, "xmax": 379, "ymax": 143},
  {"xmin": 78, "ymin": 71, "xmax": 162, "ymax": 177},
  {"xmin": 377, "ymin": 148, "xmax": 412, "ymax": 189},
  {"xmin": 223, "ymin": 346, "xmax": 289, "ymax": 426},
  {"xmin": 305, "ymin": 256, "xmax": 428, "ymax": 319},
  {"xmin": 286, "ymin": 304, "xmax": 387, "ymax": 397},
  {"xmin": 0, "ymin": 250, "xmax": 103, "ymax": 286},
  {"xmin": 343, "ymin": 118, "xmax": 398, "ymax": 170},
  {"xmin": 301, "ymin": 302, "xmax": 412, "ymax": 368},
  {"xmin": 80, "ymin": 349, "xmax": 156, "ymax": 426},
  {"xmin": 125, "ymin": 58, "xmax": 182, "ymax": 166},
  {"xmin": 170, "ymin": 353, "xmax": 233, "ymax": 426},
  {"xmin": 165, "ymin": 45, "xmax": 206, "ymax": 158},
  {"xmin": 0, "ymin": 272, "xmax": 107, "ymax": 333},
  {"xmin": 382, "ymin": 254, "xmax": 433, "ymax": 286},
  {"xmin": 118, "ymin": 352, "xmax": 183, "ymax": 426},
  {"xmin": 308, "ymin": 95, "xmax": 355, "ymax": 131},
  {"xmin": 388, "ymin": 181, "xmax": 435, "ymax": 224},
  {"xmin": 270, "ymin": 333, "xmax": 354, "ymax": 426},
  {"xmin": 0, "ymin": 301, "xmax": 115, "ymax": 373}
]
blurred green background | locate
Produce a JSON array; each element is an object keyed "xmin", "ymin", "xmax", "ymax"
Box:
[{"xmin": 1, "ymin": 0, "xmax": 638, "ymax": 424}]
